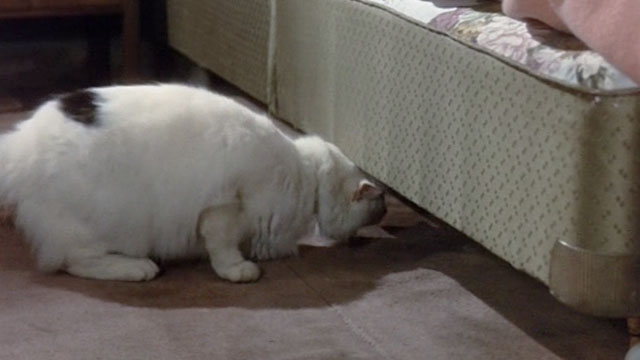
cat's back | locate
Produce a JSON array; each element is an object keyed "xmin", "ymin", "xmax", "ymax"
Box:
[
  {"xmin": 19, "ymin": 84, "xmax": 278, "ymax": 162},
  {"xmin": 98, "ymin": 84, "xmax": 291, "ymax": 167},
  {"xmin": 3, "ymin": 83, "xmax": 293, "ymax": 199},
  {"xmin": 10, "ymin": 83, "xmax": 257, "ymax": 141},
  {"xmin": 95, "ymin": 84, "xmax": 252, "ymax": 130}
]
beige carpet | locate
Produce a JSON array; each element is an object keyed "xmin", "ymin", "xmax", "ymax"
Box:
[{"xmin": 0, "ymin": 193, "xmax": 628, "ymax": 360}]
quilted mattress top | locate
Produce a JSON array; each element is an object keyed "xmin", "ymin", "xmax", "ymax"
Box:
[{"xmin": 365, "ymin": 0, "xmax": 639, "ymax": 94}]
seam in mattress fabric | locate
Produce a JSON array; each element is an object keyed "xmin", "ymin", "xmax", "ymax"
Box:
[{"xmin": 267, "ymin": 0, "xmax": 279, "ymax": 114}]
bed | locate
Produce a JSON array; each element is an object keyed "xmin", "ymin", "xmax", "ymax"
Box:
[{"xmin": 166, "ymin": 0, "xmax": 639, "ymax": 321}]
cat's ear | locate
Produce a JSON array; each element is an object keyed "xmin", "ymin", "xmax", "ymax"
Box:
[{"xmin": 352, "ymin": 180, "xmax": 383, "ymax": 202}]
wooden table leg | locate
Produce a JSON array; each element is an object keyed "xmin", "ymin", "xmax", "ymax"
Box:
[
  {"xmin": 629, "ymin": 317, "xmax": 640, "ymax": 347},
  {"xmin": 0, "ymin": 95, "xmax": 22, "ymax": 113},
  {"xmin": 0, "ymin": 206, "xmax": 15, "ymax": 228},
  {"xmin": 121, "ymin": 0, "xmax": 140, "ymax": 81},
  {"xmin": 86, "ymin": 15, "xmax": 111, "ymax": 86}
]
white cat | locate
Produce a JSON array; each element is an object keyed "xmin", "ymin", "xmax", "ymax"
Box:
[{"xmin": 0, "ymin": 84, "xmax": 386, "ymax": 282}]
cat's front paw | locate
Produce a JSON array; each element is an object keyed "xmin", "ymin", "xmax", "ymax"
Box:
[{"xmin": 217, "ymin": 261, "xmax": 261, "ymax": 283}]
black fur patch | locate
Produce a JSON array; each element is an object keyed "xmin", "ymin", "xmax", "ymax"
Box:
[{"xmin": 59, "ymin": 90, "xmax": 99, "ymax": 125}]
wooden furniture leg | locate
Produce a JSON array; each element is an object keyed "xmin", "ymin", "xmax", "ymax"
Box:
[
  {"xmin": 86, "ymin": 16, "xmax": 112, "ymax": 86},
  {"xmin": 629, "ymin": 317, "xmax": 640, "ymax": 347},
  {"xmin": 0, "ymin": 206, "xmax": 15, "ymax": 228},
  {"xmin": 121, "ymin": 0, "xmax": 140, "ymax": 81},
  {"xmin": 0, "ymin": 95, "xmax": 22, "ymax": 113}
]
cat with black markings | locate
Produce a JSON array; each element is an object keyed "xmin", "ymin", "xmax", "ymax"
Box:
[{"xmin": 0, "ymin": 84, "xmax": 386, "ymax": 282}]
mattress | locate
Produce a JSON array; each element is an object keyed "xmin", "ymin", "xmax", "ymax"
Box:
[
  {"xmin": 363, "ymin": 1, "xmax": 639, "ymax": 93},
  {"xmin": 167, "ymin": 0, "xmax": 639, "ymax": 317}
]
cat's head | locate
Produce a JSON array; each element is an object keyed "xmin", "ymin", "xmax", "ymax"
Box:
[{"xmin": 314, "ymin": 143, "xmax": 387, "ymax": 241}]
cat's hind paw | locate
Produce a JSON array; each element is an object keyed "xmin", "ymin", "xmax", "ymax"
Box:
[
  {"xmin": 217, "ymin": 261, "xmax": 261, "ymax": 283},
  {"xmin": 66, "ymin": 255, "xmax": 160, "ymax": 282}
]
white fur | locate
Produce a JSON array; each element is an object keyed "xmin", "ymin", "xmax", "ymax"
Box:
[{"xmin": 0, "ymin": 84, "xmax": 385, "ymax": 282}]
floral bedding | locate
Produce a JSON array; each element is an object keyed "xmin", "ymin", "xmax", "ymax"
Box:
[{"xmin": 427, "ymin": 4, "xmax": 639, "ymax": 93}]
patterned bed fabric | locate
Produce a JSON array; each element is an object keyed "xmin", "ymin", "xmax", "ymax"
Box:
[
  {"xmin": 271, "ymin": 0, "xmax": 640, "ymax": 317},
  {"xmin": 166, "ymin": 0, "xmax": 271, "ymax": 103},
  {"xmin": 427, "ymin": 4, "xmax": 639, "ymax": 94}
]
